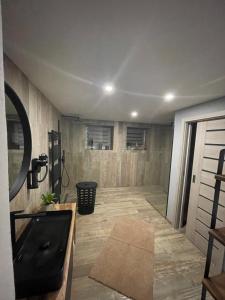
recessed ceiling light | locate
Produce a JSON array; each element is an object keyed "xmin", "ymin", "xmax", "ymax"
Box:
[
  {"xmin": 164, "ymin": 92, "xmax": 175, "ymax": 102},
  {"xmin": 131, "ymin": 111, "xmax": 138, "ymax": 117},
  {"xmin": 102, "ymin": 83, "xmax": 115, "ymax": 95}
]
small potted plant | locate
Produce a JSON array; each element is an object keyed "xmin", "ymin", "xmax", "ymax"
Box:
[{"xmin": 41, "ymin": 192, "xmax": 56, "ymax": 210}]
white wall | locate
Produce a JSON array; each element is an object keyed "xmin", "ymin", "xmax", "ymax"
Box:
[
  {"xmin": 0, "ymin": 3, "xmax": 15, "ymax": 299},
  {"xmin": 167, "ymin": 98, "xmax": 225, "ymax": 225}
]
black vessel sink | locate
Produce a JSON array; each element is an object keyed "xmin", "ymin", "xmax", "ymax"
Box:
[{"xmin": 13, "ymin": 210, "xmax": 72, "ymax": 298}]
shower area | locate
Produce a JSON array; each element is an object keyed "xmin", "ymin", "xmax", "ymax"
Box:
[{"xmin": 61, "ymin": 118, "xmax": 173, "ymax": 217}]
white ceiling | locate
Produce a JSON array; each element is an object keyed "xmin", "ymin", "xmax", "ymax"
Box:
[{"xmin": 2, "ymin": 0, "xmax": 225, "ymax": 123}]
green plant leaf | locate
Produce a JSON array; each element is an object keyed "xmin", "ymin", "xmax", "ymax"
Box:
[{"xmin": 41, "ymin": 192, "xmax": 56, "ymax": 205}]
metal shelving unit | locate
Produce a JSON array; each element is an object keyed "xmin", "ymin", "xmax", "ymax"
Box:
[{"xmin": 201, "ymin": 149, "xmax": 225, "ymax": 300}]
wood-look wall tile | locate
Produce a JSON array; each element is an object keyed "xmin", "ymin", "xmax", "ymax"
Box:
[
  {"xmin": 4, "ymin": 56, "xmax": 60, "ymax": 234},
  {"xmin": 61, "ymin": 118, "xmax": 173, "ymax": 189}
]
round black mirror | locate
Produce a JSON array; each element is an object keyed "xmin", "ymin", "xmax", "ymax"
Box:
[{"xmin": 5, "ymin": 83, "xmax": 32, "ymax": 201}]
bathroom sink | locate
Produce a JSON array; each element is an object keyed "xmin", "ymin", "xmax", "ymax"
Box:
[{"xmin": 13, "ymin": 210, "xmax": 72, "ymax": 298}]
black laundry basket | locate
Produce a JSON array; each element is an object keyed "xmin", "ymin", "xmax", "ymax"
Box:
[{"xmin": 76, "ymin": 182, "xmax": 97, "ymax": 215}]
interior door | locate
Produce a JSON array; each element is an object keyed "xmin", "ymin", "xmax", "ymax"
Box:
[{"xmin": 186, "ymin": 118, "xmax": 225, "ymax": 273}]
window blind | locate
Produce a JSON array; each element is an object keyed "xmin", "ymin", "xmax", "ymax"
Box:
[
  {"xmin": 87, "ymin": 126, "xmax": 113, "ymax": 150},
  {"xmin": 126, "ymin": 127, "xmax": 146, "ymax": 149}
]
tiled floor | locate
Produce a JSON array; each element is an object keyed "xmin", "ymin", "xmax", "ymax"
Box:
[{"xmin": 71, "ymin": 186, "xmax": 209, "ymax": 300}]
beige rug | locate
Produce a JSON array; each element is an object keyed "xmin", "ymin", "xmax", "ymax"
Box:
[{"xmin": 89, "ymin": 217, "xmax": 154, "ymax": 300}]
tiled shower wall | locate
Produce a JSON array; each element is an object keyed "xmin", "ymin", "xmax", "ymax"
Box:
[{"xmin": 61, "ymin": 118, "xmax": 173, "ymax": 192}]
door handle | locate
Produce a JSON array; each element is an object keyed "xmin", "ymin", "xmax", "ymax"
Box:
[{"xmin": 192, "ymin": 175, "xmax": 196, "ymax": 183}]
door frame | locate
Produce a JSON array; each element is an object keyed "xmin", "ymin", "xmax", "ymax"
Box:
[
  {"xmin": 174, "ymin": 109, "xmax": 225, "ymax": 229},
  {"xmin": 178, "ymin": 122, "xmax": 195, "ymax": 228}
]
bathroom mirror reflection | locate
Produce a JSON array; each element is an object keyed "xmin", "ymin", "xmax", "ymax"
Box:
[
  {"xmin": 6, "ymin": 94, "xmax": 24, "ymax": 189},
  {"xmin": 5, "ymin": 83, "xmax": 32, "ymax": 201}
]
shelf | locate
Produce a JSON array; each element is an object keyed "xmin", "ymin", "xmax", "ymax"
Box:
[
  {"xmin": 215, "ymin": 174, "xmax": 225, "ymax": 182},
  {"xmin": 209, "ymin": 227, "xmax": 225, "ymax": 247},
  {"xmin": 202, "ymin": 273, "xmax": 225, "ymax": 300}
]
